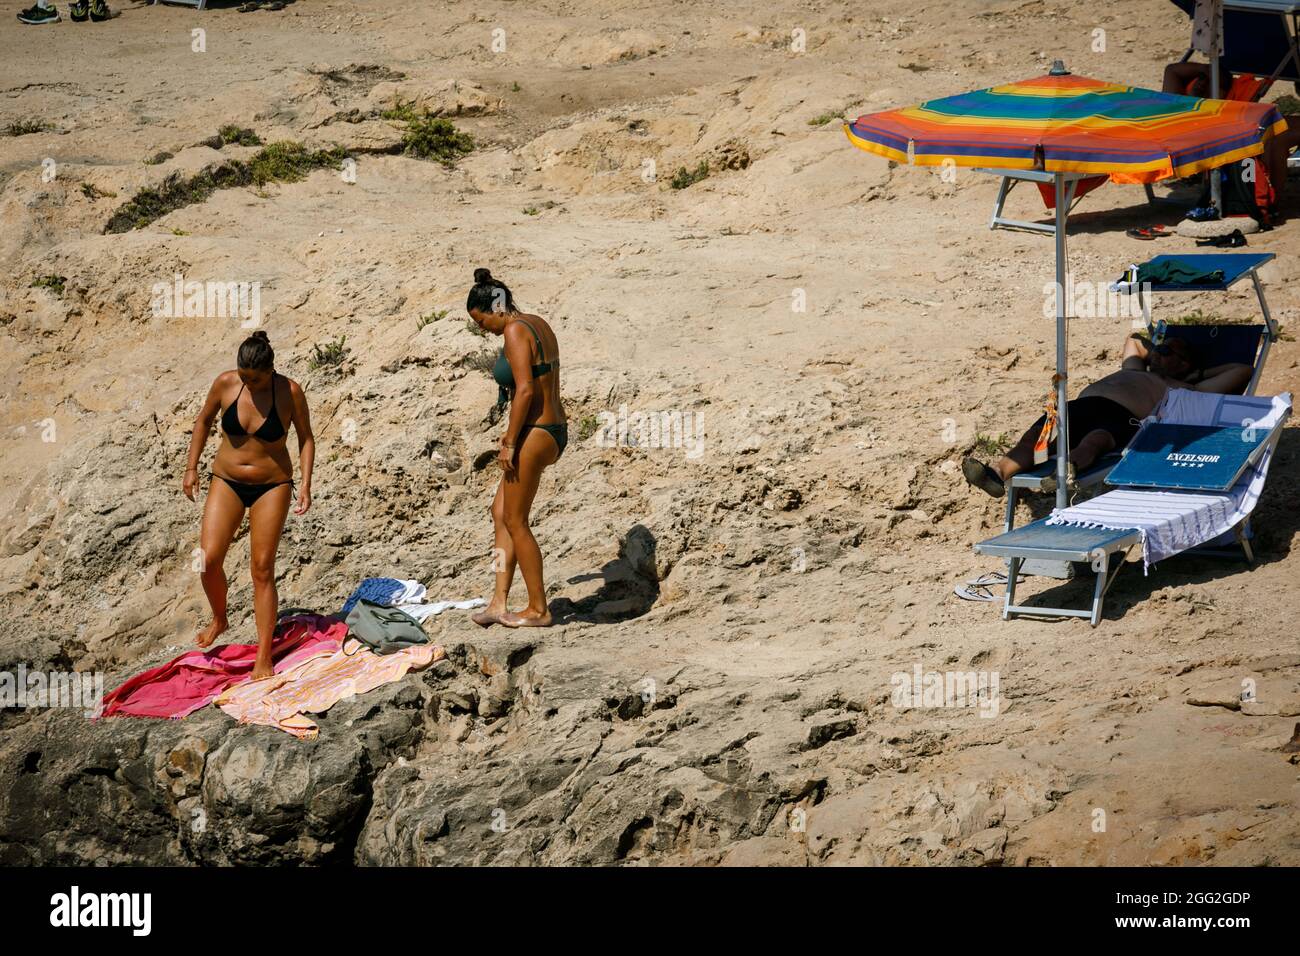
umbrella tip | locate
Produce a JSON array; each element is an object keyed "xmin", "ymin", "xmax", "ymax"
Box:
[{"xmin": 1049, "ymin": 59, "xmax": 1070, "ymax": 76}]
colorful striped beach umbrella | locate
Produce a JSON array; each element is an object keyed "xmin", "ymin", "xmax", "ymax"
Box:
[
  {"xmin": 844, "ymin": 70, "xmax": 1285, "ymax": 183},
  {"xmin": 843, "ymin": 64, "xmax": 1284, "ymax": 509}
]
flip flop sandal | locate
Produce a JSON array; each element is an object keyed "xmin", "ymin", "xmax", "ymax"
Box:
[
  {"xmin": 1125, "ymin": 226, "xmax": 1167, "ymax": 240},
  {"xmin": 238, "ymin": 2, "xmax": 261, "ymax": 11},
  {"xmin": 954, "ymin": 569, "xmax": 1028, "ymax": 602},
  {"xmin": 954, "ymin": 582, "xmax": 1000, "ymax": 602},
  {"xmin": 966, "ymin": 570, "xmax": 1025, "ymax": 588},
  {"xmin": 961, "ymin": 457, "xmax": 1006, "ymax": 499}
]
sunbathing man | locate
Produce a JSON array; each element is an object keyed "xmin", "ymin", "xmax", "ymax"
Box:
[
  {"xmin": 1162, "ymin": 60, "xmax": 1231, "ymax": 99},
  {"xmin": 962, "ymin": 333, "xmax": 1253, "ymax": 498}
]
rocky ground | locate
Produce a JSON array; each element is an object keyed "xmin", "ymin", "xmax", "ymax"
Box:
[{"xmin": 1, "ymin": 0, "xmax": 1298, "ymax": 865}]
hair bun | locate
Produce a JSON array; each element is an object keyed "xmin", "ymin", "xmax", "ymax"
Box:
[
  {"xmin": 249, "ymin": 330, "xmax": 270, "ymax": 343},
  {"xmin": 473, "ymin": 267, "xmax": 493, "ymax": 285}
]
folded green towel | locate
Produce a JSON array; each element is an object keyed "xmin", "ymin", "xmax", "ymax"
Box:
[{"xmin": 1133, "ymin": 258, "xmax": 1225, "ymax": 286}]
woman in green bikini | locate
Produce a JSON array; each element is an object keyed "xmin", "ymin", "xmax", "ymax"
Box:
[{"xmin": 465, "ymin": 268, "xmax": 566, "ymax": 628}]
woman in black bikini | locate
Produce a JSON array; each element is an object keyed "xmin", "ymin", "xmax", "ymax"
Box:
[
  {"xmin": 182, "ymin": 331, "xmax": 314, "ymax": 679},
  {"xmin": 465, "ymin": 268, "xmax": 566, "ymax": 628}
]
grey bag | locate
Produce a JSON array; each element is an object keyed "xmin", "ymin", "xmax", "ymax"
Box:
[{"xmin": 344, "ymin": 599, "xmax": 429, "ymax": 655}]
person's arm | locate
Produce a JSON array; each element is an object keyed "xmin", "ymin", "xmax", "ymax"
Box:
[
  {"xmin": 1121, "ymin": 333, "xmax": 1149, "ymax": 371},
  {"xmin": 498, "ymin": 323, "xmax": 534, "ymax": 474},
  {"xmin": 288, "ymin": 379, "xmax": 314, "ymax": 514},
  {"xmin": 184, "ymin": 375, "xmax": 226, "ymax": 500},
  {"xmin": 1190, "ymin": 362, "xmax": 1252, "ymax": 394}
]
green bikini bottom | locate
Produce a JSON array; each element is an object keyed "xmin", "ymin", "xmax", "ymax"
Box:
[{"xmin": 522, "ymin": 422, "xmax": 568, "ymax": 459}]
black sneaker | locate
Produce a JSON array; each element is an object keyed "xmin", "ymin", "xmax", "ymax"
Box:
[
  {"xmin": 88, "ymin": 0, "xmax": 109, "ymax": 20},
  {"xmin": 70, "ymin": 0, "xmax": 87, "ymax": 21},
  {"xmin": 17, "ymin": 3, "xmax": 60, "ymax": 23}
]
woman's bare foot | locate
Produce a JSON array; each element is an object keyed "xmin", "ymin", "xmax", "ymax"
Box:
[
  {"xmin": 196, "ymin": 616, "xmax": 228, "ymax": 649},
  {"xmin": 500, "ymin": 608, "xmax": 553, "ymax": 628},
  {"xmin": 250, "ymin": 657, "xmax": 275, "ymax": 681},
  {"xmin": 472, "ymin": 605, "xmax": 506, "ymax": 628}
]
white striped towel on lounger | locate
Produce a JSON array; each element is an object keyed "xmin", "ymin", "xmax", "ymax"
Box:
[{"xmin": 1046, "ymin": 391, "xmax": 1290, "ymax": 572}]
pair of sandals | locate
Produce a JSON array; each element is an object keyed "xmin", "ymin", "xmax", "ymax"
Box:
[
  {"xmin": 239, "ymin": 1, "xmax": 286, "ymax": 10},
  {"xmin": 1126, "ymin": 224, "xmax": 1174, "ymax": 240}
]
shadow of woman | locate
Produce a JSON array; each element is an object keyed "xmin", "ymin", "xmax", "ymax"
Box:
[{"xmin": 548, "ymin": 524, "xmax": 660, "ymax": 625}]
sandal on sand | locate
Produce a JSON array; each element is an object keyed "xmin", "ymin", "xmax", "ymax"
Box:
[
  {"xmin": 953, "ymin": 570, "xmax": 1025, "ymax": 603},
  {"xmin": 1125, "ymin": 225, "xmax": 1173, "ymax": 240},
  {"xmin": 962, "ymin": 457, "xmax": 1005, "ymax": 499},
  {"xmin": 238, "ymin": 2, "xmax": 261, "ymax": 11}
]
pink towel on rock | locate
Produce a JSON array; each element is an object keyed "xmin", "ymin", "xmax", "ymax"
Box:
[{"xmin": 101, "ymin": 614, "xmax": 347, "ymax": 719}]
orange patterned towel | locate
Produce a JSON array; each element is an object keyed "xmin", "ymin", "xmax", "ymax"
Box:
[
  {"xmin": 1033, "ymin": 377, "xmax": 1062, "ymax": 465},
  {"xmin": 215, "ymin": 639, "xmax": 444, "ymax": 739}
]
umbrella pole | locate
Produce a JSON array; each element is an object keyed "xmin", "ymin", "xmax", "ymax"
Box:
[
  {"xmin": 1054, "ymin": 173, "xmax": 1070, "ymax": 511},
  {"xmin": 1210, "ymin": 57, "xmax": 1222, "ymax": 212}
]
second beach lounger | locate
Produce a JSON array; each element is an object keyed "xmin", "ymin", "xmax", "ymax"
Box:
[{"xmin": 975, "ymin": 390, "xmax": 1291, "ymax": 625}]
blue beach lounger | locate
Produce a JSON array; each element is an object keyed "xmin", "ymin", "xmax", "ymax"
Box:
[
  {"xmin": 974, "ymin": 390, "xmax": 1292, "ymax": 625},
  {"xmin": 1002, "ymin": 252, "xmax": 1278, "ymax": 555}
]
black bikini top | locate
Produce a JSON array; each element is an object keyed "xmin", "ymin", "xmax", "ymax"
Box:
[{"xmin": 222, "ymin": 372, "xmax": 286, "ymax": 443}]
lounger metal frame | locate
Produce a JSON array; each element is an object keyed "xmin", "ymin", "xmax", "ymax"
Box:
[
  {"xmin": 1125, "ymin": 258, "xmax": 1279, "ymax": 398},
  {"xmin": 976, "ymin": 408, "xmax": 1288, "ymax": 625},
  {"xmin": 1174, "ymin": 1, "xmax": 1300, "ymax": 103},
  {"xmin": 1003, "ymin": 252, "xmax": 1278, "ymax": 563},
  {"xmin": 974, "ymin": 168, "xmax": 1090, "ymax": 236},
  {"xmin": 976, "ymin": 522, "xmax": 1140, "ymax": 626}
]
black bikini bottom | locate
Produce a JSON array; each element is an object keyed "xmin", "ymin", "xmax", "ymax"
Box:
[
  {"xmin": 522, "ymin": 423, "xmax": 568, "ymax": 459},
  {"xmin": 212, "ymin": 472, "xmax": 294, "ymax": 508}
]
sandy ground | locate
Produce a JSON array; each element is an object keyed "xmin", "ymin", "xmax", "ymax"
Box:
[{"xmin": 1, "ymin": 0, "xmax": 1299, "ymax": 864}]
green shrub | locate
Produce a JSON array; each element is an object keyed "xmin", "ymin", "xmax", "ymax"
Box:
[
  {"xmin": 105, "ymin": 142, "xmax": 351, "ymax": 233},
  {"xmin": 218, "ymin": 125, "xmax": 263, "ymax": 147},
  {"xmin": 973, "ymin": 432, "xmax": 1010, "ymax": 458},
  {"xmin": 401, "ymin": 117, "xmax": 474, "ymax": 166},
  {"xmin": 3, "ymin": 118, "xmax": 48, "ymax": 137},
  {"xmin": 309, "ymin": 336, "xmax": 349, "ymax": 370},
  {"xmin": 30, "ymin": 274, "xmax": 66, "ymax": 296},
  {"xmin": 670, "ymin": 160, "xmax": 710, "ymax": 190},
  {"xmin": 416, "ymin": 308, "xmax": 449, "ymax": 331}
]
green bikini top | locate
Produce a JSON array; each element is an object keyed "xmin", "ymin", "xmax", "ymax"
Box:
[{"xmin": 492, "ymin": 318, "xmax": 556, "ymax": 406}]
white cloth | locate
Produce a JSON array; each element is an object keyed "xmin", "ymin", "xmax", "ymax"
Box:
[
  {"xmin": 388, "ymin": 580, "xmax": 427, "ymax": 605},
  {"xmin": 1047, "ymin": 391, "xmax": 1290, "ymax": 571},
  {"xmin": 396, "ymin": 598, "xmax": 487, "ymax": 623}
]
